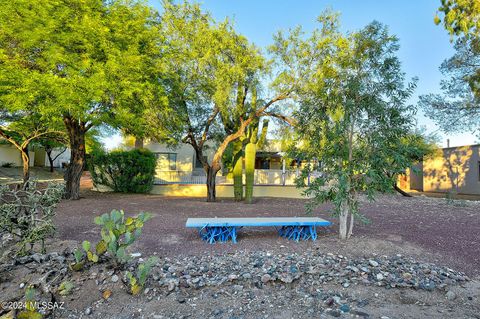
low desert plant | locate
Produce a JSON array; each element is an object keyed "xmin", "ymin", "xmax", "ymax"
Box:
[
  {"xmin": 0, "ymin": 182, "xmax": 64, "ymax": 254},
  {"xmin": 95, "ymin": 209, "xmax": 152, "ymax": 265},
  {"xmin": 89, "ymin": 149, "xmax": 156, "ymax": 193},
  {"xmin": 126, "ymin": 256, "xmax": 159, "ymax": 295},
  {"xmin": 17, "ymin": 286, "xmax": 42, "ymax": 319},
  {"xmin": 70, "ymin": 209, "xmax": 152, "ymax": 270}
]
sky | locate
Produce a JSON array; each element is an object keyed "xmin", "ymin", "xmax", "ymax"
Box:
[{"xmin": 104, "ymin": 0, "xmax": 477, "ymax": 149}]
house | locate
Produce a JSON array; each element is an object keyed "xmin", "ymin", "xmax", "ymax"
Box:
[
  {"xmin": 141, "ymin": 140, "xmax": 300, "ymax": 185},
  {"xmin": 0, "ymin": 141, "xmax": 69, "ymax": 170},
  {"xmin": 404, "ymin": 144, "xmax": 480, "ymax": 196}
]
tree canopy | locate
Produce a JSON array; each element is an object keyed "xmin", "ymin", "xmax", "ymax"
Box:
[
  {"xmin": 289, "ymin": 15, "xmax": 418, "ymax": 239},
  {"xmin": 0, "ymin": 0, "xmax": 169, "ymax": 198},
  {"xmin": 435, "ymin": 0, "xmax": 480, "ymax": 38}
]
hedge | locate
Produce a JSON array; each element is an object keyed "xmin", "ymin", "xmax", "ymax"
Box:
[{"xmin": 89, "ymin": 149, "xmax": 156, "ymax": 193}]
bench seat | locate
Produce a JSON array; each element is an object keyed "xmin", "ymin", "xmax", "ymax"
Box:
[{"xmin": 186, "ymin": 217, "xmax": 331, "ymax": 243}]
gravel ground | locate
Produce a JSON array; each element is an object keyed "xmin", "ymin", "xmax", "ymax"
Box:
[{"xmin": 54, "ymin": 188, "xmax": 480, "ymax": 277}]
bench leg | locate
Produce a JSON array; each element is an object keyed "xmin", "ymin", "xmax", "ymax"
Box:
[
  {"xmin": 198, "ymin": 226, "xmax": 238, "ymax": 244},
  {"xmin": 278, "ymin": 225, "xmax": 317, "ymax": 241}
]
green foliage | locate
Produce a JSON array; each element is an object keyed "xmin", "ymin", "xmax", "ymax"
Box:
[
  {"xmin": 17, "ymin": 286, "xmax": 42, "ymax": 319},
  {"xmin": 126, "ymin": 256, "xmax": 159, "ymax": 295},
  {"xmin": 94, "ymin": 209, "xmax": 152, "ymax": 266},
  {"xmin": 287, "ymin": 14, "xmax": 418, "ymax": 239},
  {"xmin": 89, "ymin": 149, "xmax": 156, "ymax": 193},
  {"xmin": 435, "ymin": 0, "xmax": 480, "ymax": 38},
  {"xmin": 58, "ymin": 281, "xmax": 75, "ymax": 296},
  {"xmin": 0, "ymin": 182, "xmax": 64, "ymax": 254},
  {"xmin": 420, "ymin": 37, "xmax": 480, "ymax": 137},
  {"xmin": 0, "ymin": 0, "xmax": 172, "ymax": 198}
]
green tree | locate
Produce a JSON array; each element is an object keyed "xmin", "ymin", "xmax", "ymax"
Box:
[
  {"xmin": 159, "ymin": 1, "xmax": 293, "ymax": 202},
  {"xmin": 0, "ymin": 112, "xmax": 64, "ymax": 185},
  {"xmin": 291, "ymin": 16, "xmax": 418, "ymax": 239},
  {"xmin": 435, "ymin": 0, "xmax": 480, "ymax": 38},
  {"xmin": 0, "ymin": 0, "xmax": 167, "ymax": 199},
  {"xmin": 420, "ymin": 37, "xmax": 480, "ymax": 137}
]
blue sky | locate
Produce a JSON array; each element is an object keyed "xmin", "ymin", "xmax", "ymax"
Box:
[{"xmin": 104, "ymin": 1, "xmax": 476, "ymax": 149}]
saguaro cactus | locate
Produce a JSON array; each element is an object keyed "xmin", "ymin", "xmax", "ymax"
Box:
[
  {"xmin": 232, "ymin": 139, "xmax": 244, "ymax": 201},
  {"xmin": 244, "ymin": 119, "xmax": 268, "ymax": 204}
]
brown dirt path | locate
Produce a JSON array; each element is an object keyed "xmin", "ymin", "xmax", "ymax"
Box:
[{"xmin": 54, "ymin": 189, "xmax": 480, "ymax": 277}]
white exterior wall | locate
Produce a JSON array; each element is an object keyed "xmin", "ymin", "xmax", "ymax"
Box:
[
  {"xmin": 45, "ymin": 148, "xmax": 70, "ymax": 168},
  {"xmin": 0, "ymin": 145, "xmax": 35, "ymax": 167}
]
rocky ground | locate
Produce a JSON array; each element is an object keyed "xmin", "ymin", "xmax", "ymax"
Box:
[
  {"xmin": 1, "ymin": 191, "xmax": 480, "ymax": 318},
  {"xmin": 0, "ymin": 246, "xmax": 479, "ymax": 319}
]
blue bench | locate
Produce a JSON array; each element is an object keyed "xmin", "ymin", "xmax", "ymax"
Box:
[{"xmin": 185, "ymin": 217, "xmax": 331, "ymax": 244}]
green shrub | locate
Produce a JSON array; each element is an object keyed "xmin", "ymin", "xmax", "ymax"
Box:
[{"xmin": 89, "ymin": 149, "xmax": 156, "ymax": 193}]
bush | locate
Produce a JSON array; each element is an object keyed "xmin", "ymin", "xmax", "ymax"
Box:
[
  {"xmin": 89, "ymin": 149, "xmax": 156, "ymax": 193},
  {"xmin": 0, "ymin": 182, "xmax": 64, "ymax": 254}
]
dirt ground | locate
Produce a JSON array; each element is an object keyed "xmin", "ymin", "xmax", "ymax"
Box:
[
  {"xmin": 2, "ymin": 181, "xmax": 480, "ymax": 319},
  {"xmin": 54, "ymin": 187, "xmax": 480, "ymax": 278}
]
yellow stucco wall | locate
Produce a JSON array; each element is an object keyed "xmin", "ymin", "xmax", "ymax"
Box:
[
  {"xmin": 422, "ymin": 145, "xmax": 480, "ymax": 195},
  {"xmin": 95, "ymin": 183, "xmax": 306, "ymax": 199}
]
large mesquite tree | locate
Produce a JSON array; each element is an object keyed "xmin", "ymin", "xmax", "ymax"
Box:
[
  {"xmin": 0, "ymin": 0, "xmax": 167, "ymax": 199},
  {"xmin": 289, "ymin": 15, "xmax": 418, "ymax": 239},
  {"xmin": 160, "ymin": 2, "xmax": 294, "ymax": 202}
]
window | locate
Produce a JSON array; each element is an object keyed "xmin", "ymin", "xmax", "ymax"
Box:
[
  {"xmin": 195, "ymin": 155, "xmax": 207, "ymax": 168},
  {"xmin": 155, "ymin": 153, "xmax": 177, "ymax": 171}
]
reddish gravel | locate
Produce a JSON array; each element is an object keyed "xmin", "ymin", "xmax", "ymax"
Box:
[{"xmin": 54, "ymin": 189, "xmax": 480, "ymax": 277}]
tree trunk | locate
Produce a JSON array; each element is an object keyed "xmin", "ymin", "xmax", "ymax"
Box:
[
  {"xmin": 206, "ymin": 166, "xmax": 218, "ymax": 202},
  {"xmin": 347, "ymin": 212, "xmax": 354, "ymax": 239},
  {"xmin": 232, "ymin": 139, "xmax": 243, "ymax": 201},
  {"xmin": 64, "ymin": 117, "xmax": 86, "ymax": 200},
  {"xmin": 20, "ymin": 148, "xmax": 30, "ymax": 188},
  {"xmin": 394, "ymin": 183, "xmax": 412, "ymax": 197},
  {"xmin": 46, "ymin": 149, "xmax": 55, "ymax": 172},
  {"xmin": 134, "ymin": 137, "xmax": 144, "ymax": 149},
  {"xmin": 338, "ymin": 200, "xmax": 349, "ymax": 240}
]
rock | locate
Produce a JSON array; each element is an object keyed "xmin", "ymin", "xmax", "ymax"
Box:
[
  {"xmin": 342, "ymin": 282, "xmax": 350, "ymax": 288},
  {"xmin": 131, "ymin": 253, "xmax": 142, "ymax": 258},
  {"xmin": 376, "ymin": 273, "xmax": 384, "ymax": 281},
  {"xmin": 168, "ymin": 281, "xmax": 176, "ymax": 292},
  {"xmin": 339, "ymin": 304, "xmax": 350, "ymax": 313},
  {"xmin": 351, "ymin": 310, "xmax": 370, "ymax": 318},
  {"xmin": 19, "ymin": 283, "xmax": 25, "ymax": 289},
  {"xmin": 111, "ymin": 275, "xmax": 119, "ymax": 283},
  {"xmin": 446, "ymin": 291, "xmax": 456, "ymax": 301},
  {"xmin": 84, "ymin": 307, "xmax": 92, "ymax": 315},
  {"xmin": 368, "ymin": 260, "xmax": 379, "ymax": 267},
  {"xmin": 32, "ymin": 253, "xmax": 43, "ymax": 263},
  {"xmin": 261, "ymin": 274, "xmax": 271, "ymax": 284},
  {"xmin": 228, "ymin": 274, "xmax": 239, "ymax": 281},
  {"xmin": 280, "ymin": 274, "xmax": 293, "ymax": 284},
  {"xmin": 327, "ymin": 310, "xmax": 341, "ymax": 317},
  {"xmin": 402, "ymin": 272, "xmax": 412, "ymax": 281},
  {"xmin": 177, "ymin": 295, "xmax": 186, "ymax": 303}
]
